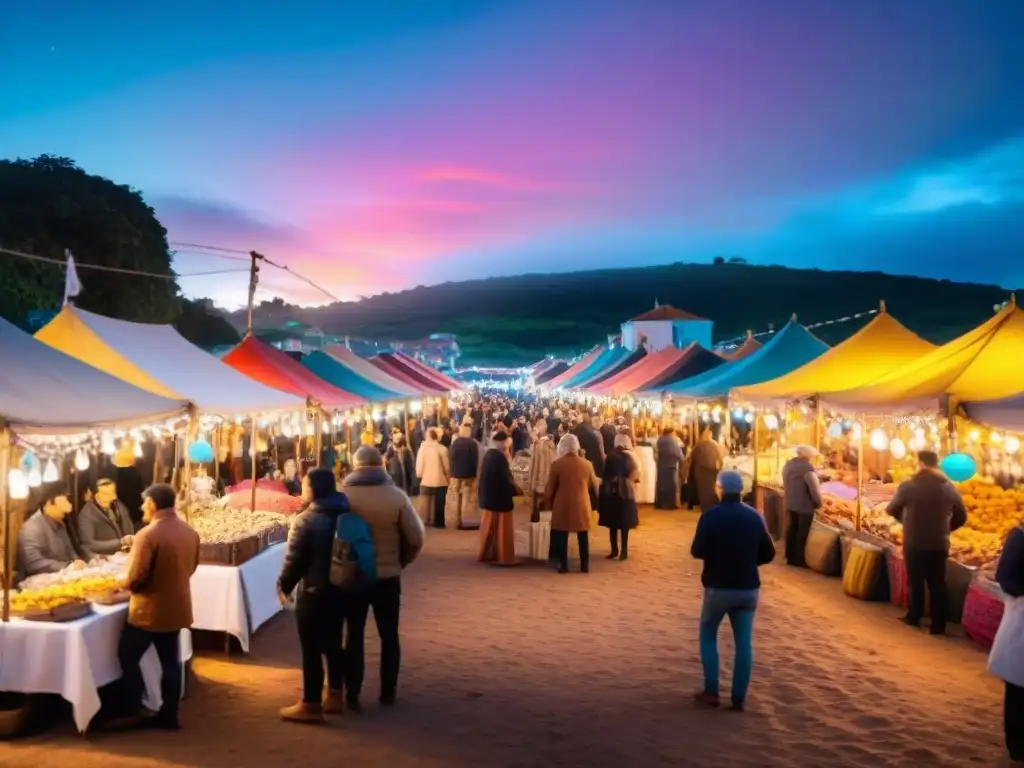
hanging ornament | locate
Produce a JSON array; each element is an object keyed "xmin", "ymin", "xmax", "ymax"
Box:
[
  {"xmin": 940, "ymin": 452, "xmax": 976, "ymax": 483},
  {"xmin": 74, "ymin": 449, "xmax": 90, "ymax": 471},
  {"xmin": 869, "ymin": 428, "xmax": 889, "ymax": 451},
  {"xmin": 850, "ymin": 423, "xmax": 863, "ymax": 441},
  {"xmin": 187, "ymin": 439, "xmax": 214, "ymax": 464},
  {"xmin": 744, "ymin": 413, "xmax": 754, "ymax": 424},
  {"xmin": 7, "ymin": 468, "xmax": 30, "ymax": 500},
  {"xmin": 968, "ymin": 429, "xmax": 980, "ymax": 442},
  {"xmin": 827, "ymin": 421, "xmax": 845, "ymax": 439},
  {"xmin": 1006, "ymin": 435, "xmax": 1021, "ymax": 455},
  {"xmin": 321, "ymin": 421, "xmax": 330, "ymax": 434},
  {"xmin": 762, "ymin": 413, "xmax": 779, "ymax": 431},
  {"xmin": 990, "ymin": 431, "xmax": 1003, "ymax": 444},
  {"xmin": 134, "ymin": 441, "xmax": 144, "ymax": 458},
  {"xmin": 42, "ymin": 458, "xmax": 59, "ymax": 483},
  {"xmin": 889, "ymin": 438, "xmax": 907, "ymax": 460},
  {"xmin": 26, "ymin": 466, "xmax": 42, "ymax": 487},
  {"xmin": 100, "ymin": 431, "xmax": 116, "ymax": 455}
]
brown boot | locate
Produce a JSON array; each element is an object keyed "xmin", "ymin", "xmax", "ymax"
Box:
[
  {"xmin": 279, "ymin": 702, "xmax": 326, "ymax": 724},
  {"xmin": 322, "ymin": 690, "xmax": 345, "ymax": 715}
]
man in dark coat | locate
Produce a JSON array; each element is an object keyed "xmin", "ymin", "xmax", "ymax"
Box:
[
  {"xmin": 600, "ymin": 418, "xmax": 618, "ymax": 458},
  {"xmin": 78, "ymin": 478, "xmax": 136, "ymax": 559},
  {"xmin": 886, "ymin": 450, "xmax": 967, "ymax": 635},
  {"xmin": 574, "ymin": 412, "xmax": 606, "ymax": 478}
]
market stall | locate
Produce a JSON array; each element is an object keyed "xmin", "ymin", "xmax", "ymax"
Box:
[
  {"xmin": 390, "ymin": 351, "xmax": 461, "ymax": 391},
  {"xmin": 541, "ymin": 345, "xmax": 604, "ymax": 390},
  {"xmin": 303, "ymin": 349, "xmax": 408, "ymax": 402},
  {"xmin": 586, "ymin": 342, "xmax": 722, "ymax": 398},
  {"xmin": 369, "ymin": 352, "xmax": 453, "ymax": 394},
  {"xmin": 718, "ymin": 331, "xmax": 762, "ymax": 361},
  {"xmin": 549, "ymin": 344, "xmax": 632, "ymax": 391}
]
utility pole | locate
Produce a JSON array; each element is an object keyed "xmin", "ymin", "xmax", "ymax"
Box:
[{"xmin": 246, "ymin": 251, "xmax": 263, "ymax": 336}]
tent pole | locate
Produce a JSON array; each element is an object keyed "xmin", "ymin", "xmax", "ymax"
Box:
[
  {"xmin": 314, "ymin": 409, "xmax": 323, "ymax": 468},
  {"xmin": 250, "ymin": 416, "xmax": 259, "ymax": 512},
  {"xmin": 856, "ymin": 419, "xmax": 865, "ymax": 532},
  {"xmin": 812, "ymin": 397, "xmax": 822, "ymax": 452},
  {"xmin": 403, "ymin": 400, "xmax": 412, "ymax": 447},
  {"xmin": 213, "ymin": 426, "xmax": 221, "ymax": 490},
  {"xmin": 2, "ymin": 426, "xmax": 12, "ymax": 623},
  {"xmin": 752, "ymin": 408, "xmax": 761, "ymax": 512},
  {"xmin": 183, "ymin": 415, "xmax": 197, "ymax": 523}
]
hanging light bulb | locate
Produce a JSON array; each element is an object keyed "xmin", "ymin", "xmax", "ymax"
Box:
[
  {"xmin": 282, "ymin": 422, "xmax": 294, "ymax": 438},
  {"xmin": 889, "ymin": 438, "xmax": 907, "ymax": 460},
  {"xmin": 42, "ymin": 458, "xmax": 59, "ymax": 483},
  {"xmin": 762, "ymin": 413, "xmax": 779, "ymax": 431},
  {"xmin": 74, "ymin": 449, "xmax": 90, "ymax": 471},
  {"xmin": 908, "ymin": 433, "xmax": 926, "ymax": 452},
  {"xmin": 100, "ymin": 431, "xmax": 116, "ymax": 455},
  {"xmin": 1005, "ymin": 435, "xmax": 1021, "ymax": 455},
  {"xmin": 7, "ymin": 468, "xmax": 30, "ymax": 500},
  {"xmin": 26, "ymin": 465, "xmax": 42, "ymax": 488},
  {"xmin": 850, "ymin": 423, "xmax": 863, "ymax": 441},
  {"xmin": 968, "ymin": 429, "xmax": 980, "ymax": 442},
  {"xmin": 321, "ymin": 421, "xmax": 330, "ymax": 434},
  {"xmin": 133, "ymin": 441, "xmax": 143, "ymax": 458},
  {"xmin": 870, "ymin": 428, "xmax": 889, "ymax": 451},
  {"xmin": 744, "ymin": 413, "xmax": 754, "ymax": 424},
  {"xmin": 732, "ymin": 407, "xmax": 744, "ymax": 421},
  {"xmin": 827, "ymin": 420, "xmax": 845, "ymax": 439},
  {"xmin": 990, "ymin": 431, "xmax": 1002, "ymax": 444}
]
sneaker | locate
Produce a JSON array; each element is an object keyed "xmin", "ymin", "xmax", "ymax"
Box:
[
  {"xmin": 322, "ymin": 690, "xmax": 345, "ymax": 715},
  {"xmin": 279, "ymin": 702, "xmax": 326, "ymax": 724},
  {"xmin": 693, "ymin": 690, "xmax": 720, "ymax": 708}
]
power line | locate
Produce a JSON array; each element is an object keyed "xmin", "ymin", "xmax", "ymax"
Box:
[
  {"xmin": 171, "ymin": 247, "xmax": 252, "ymax": 263},
  {"xmin": 0, "ymin": 246, "xmax": 248, "ymax": 279},
  {"xmin": 258, "ymin": 253, "xmax": 339, "ymax": 302},
  {"xmin": 168, "ymin": 241, "xmax": 251, "ymax": 256}
]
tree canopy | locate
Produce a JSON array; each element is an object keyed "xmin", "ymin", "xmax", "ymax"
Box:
[{"xmin": 0, "ymin": 155, "xmax": 238, "ymax": 349}]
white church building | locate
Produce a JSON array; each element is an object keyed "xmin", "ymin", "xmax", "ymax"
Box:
[{"xmin": 619, "ymin": 301, "xmax": 713, "ymax": 352}]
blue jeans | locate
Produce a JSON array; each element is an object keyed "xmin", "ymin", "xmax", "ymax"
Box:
[{"xmin": 699, "ymin": 588, "xmax": 758, "ymax": 703}]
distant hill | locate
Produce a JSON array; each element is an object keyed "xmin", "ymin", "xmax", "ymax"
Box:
[{"xmin": 229, "ymin": 263, "xmax": 1018, "ymax": 366}]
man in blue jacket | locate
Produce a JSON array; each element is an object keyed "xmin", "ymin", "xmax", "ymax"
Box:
[{"xmin": 691, "ymin": 470, "xmax": 777, "ymax": 712}]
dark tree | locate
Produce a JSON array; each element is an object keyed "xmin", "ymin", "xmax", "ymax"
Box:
[
  {"xmin": 0, "ymin": 155, "xmax": 178, "ymax": 326},
  {"xmin": 713, "ymin": 256, "xmax": 726, "ymax": 265},
  {"xmin": 175, "ymin": 298, "xmax": 241, "ymax": 349}
]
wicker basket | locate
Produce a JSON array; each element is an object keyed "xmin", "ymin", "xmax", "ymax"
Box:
[{"xmin": 0, "ymin": 694, "xmax": 30, "ymax": 739}]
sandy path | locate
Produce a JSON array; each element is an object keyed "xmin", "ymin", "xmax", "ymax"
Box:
[{"xmin": 0, "ymin": 506, "xmax": 1008, "ymax": 767}]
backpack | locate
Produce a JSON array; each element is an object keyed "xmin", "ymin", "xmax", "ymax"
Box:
[{"xmin": 329, "ymin": 513, "xmax": 377, "ymax": 589}]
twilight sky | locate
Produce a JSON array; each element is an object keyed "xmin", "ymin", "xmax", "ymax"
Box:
[{"xmin": 3, "ymin": 1, "xmax": 1023, "ymax": 307}]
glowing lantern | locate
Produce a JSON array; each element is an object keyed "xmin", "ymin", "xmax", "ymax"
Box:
[
  {"xmin": 827, "ymin": 421, "xmax": 844, "ymax": 439},
  {"xmin": 7, "ymin": 468, "xmax": 30, "ymax": 499},
  {"xmin": 869, "ymin": 428, "xmax": 889, "ymax": 451},
  {"xmin": 763, "ymin": 413, "xmax": 779, "ymax": 431},
  {"xmin": 1006, "ymin": 435, "xmax": 1021, "ymax": 455},
  {"xmin": 74, "ymin": 449, "xmax": 90, "ymax": 471},
  {"xmin": 42, "ymin": 459, "xmax": 59, "ymax": 483},
  {"xmin": 889, "ymin": 438, "xmax": 907, "ymax": 460},
  {"xmin": 100, "ymin": 431, "xmax": 116, "ymax": 455},
  {"xmin": 26, "ymin": 466, "xmax": 42, "ymax": 487}
]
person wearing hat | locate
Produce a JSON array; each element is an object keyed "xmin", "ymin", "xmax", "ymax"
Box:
[
  {"xmin": 782, "ymin": 445, "xmax": 823, "ymax": 568},
  {"xmin": 690, "ymin": 470, "xmax": 776, "ymax": 712}
]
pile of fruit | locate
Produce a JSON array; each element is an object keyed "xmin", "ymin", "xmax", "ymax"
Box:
[
  {"xmin": 11, "ymin": 575, "xmax": 123, "ymax": 614},
  {"xmin": 188, "ymin": 503, "xmax": 289, "ymax": 545},
  {"xmin": 955, "ymin": 477, "xmax": 1024, "ymax": 537}
]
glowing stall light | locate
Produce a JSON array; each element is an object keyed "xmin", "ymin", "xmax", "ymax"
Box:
[
  {"xmin": 321, "ymin": 421, "xmax": 331, "ymax": 434},
  {"xmin": 7, "ymin": 468, "xmax": 30, "ymax": 500},
  {"xmin": 134, "ymin": 442, "xmax": 143, "ymax": 458},
  {"xmin": 827, "ymin": 421, "xmax": 844, "ymax": 439},
  {"xmin": 100, "ymin": 431, "xmax": 116, "ymax": 455},
  {"xmin": 869, "ymin": 428, "xmax": 889, "ymax": 451},
  {"xmin": 372, "ymin": 410, "xmax": 383, "ymax": 421},
  {"xmin": 850, "ymin": 422, "xmax": 862, "ymax": 441},
  {"xmin": 990, "ymin": 431, "xmax": 1003, "ymax": 444},
  {"xmin": 42, "ymin": 458, "xmax": 59, "ymax": 483},
  {"xmin": 732, "ymin": 407, "xmax": 744, "ymax": 421},
  {"xmin": 762, "ymin": 413, "xmax": 779, "ymax": 431},
  {"xmin": 1006, "ymin": 435, "xmax": 1021, "ymax": 455},
  {"xmin": 652, "ymin": 402, "xmax": 664, "ymax": 416},
  {"xmin": 282, "ymin": 422, "xmax": 294, "ymax": 438},
  {"xmin": 908, "ymin": 427, "xmax": 926, "ymax": 452},
  {"xmin": 889, "ymin": 438, "xmax": 907, "ymax": 460},
  {"xmin": 74, "ymin": 449, "xmax": 90, "ymax": 471},
  {"xmin": 26, "ymin": 465, "xmax": 42, "ymax": 487},
  {"xmin": 968, "ymin": 429, "xmax": 980, "ymax": 442},
  {"xmin": 744, "ymin": 413, "xmax": 754, "ymax": 424}
]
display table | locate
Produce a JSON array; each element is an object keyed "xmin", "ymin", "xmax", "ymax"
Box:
[
  {"xmin": 189, "ymin": 542, "xmax": 286, "ymax": 652},
  {"xmin": 0, "ymin": 604, "xmax": 192, "ymax": 733}
]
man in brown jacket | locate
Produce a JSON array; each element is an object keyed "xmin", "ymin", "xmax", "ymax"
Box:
[{"xmin": 117, "ymin": 483, "xmax": 200, "ymax": 729}]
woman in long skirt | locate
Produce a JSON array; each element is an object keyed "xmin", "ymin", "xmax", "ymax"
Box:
[
  {"xmin": 655, "ymin": 428, "xmax": 683, "ymax": 509},
  {"xmin": 477, "ymin": 431, "xmax": 521, "ymax": 565}
]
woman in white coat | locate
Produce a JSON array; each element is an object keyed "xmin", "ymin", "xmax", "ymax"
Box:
[
  {"xmin": 416, "ymin": 428, "xmax": 450, "ymax": 528},
  {"xmin": 989, "ymin": 523, "xmax": 1024, "ymax": 765}
]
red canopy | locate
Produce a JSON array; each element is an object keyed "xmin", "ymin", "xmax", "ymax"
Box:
[
  {"xmin": 370, "ymin": 353, "xmax": 447, "ymax": 394},
  {"xmin": 392, "ymin": 351, "xmax": 459, "ymax": 390},
  {"xmin": 223, "ymin": 336, "xmax": 365, "ymax": 409}
]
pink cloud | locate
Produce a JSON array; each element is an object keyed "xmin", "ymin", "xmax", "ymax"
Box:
[{"xmin": 416, "ymin": 166, "xmax": 577, "ymax": 192}]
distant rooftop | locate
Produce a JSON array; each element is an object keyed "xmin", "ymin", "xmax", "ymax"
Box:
[{"xmin": 629, "ymin": 304, "xmax": 706, "ymax": 322}]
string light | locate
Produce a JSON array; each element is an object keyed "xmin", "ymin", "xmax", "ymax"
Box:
[
  {"xmin": 869, "ymin": 428, "xmax": 889, "ymax": 451},
  {"xmin": 74, "ymin": 449, "xmax": 90, "ymax": 471},
  {"xmin": 100, "ymin": 431, "xmax": 116, "ymax": 455},
  {"xmin": 26, "ymin": 466, "xmax": 42, "ymax": 487},
  {"xmin": 1005, "ymin": 435, "xmax": 1021, "ymax": 454},
  {"xmin": 42, "ymin": 458, "xmax": 59, "ymax": 483}
]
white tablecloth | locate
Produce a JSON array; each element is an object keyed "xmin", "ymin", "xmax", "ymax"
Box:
[
  {"xmin": 189, "ymin": 542, "xmax": 285, "ymax": 652},
  {"xmin": 0, "ymin": 604, "xmax": 192, "ymax": 733}
]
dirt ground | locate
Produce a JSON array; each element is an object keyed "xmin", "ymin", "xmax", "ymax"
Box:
[{"xmin": 0, "ymin": 505, "xmax": 1009, "ymax": 768}]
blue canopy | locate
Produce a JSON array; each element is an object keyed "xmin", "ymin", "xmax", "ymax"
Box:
[
  {"xmin": 962, "ymin": 394, "xmax": 1024, "ymax": 433},
  {"xmin": 658, "ymin": 320, "xmax": 830, "ymax": 399},
  {"xmin": 303, "ymin": 350, "xmax": 403, "ymax": 403},
  {"xmin": 558, "ymin": 346, "xmax": 632, "ymax": 390}
]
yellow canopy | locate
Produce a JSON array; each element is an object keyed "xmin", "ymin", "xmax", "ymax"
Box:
[
  {"xmin": 35, "ymin": 305, "xmax": 180, "ymax": 397},
  {"xmin": 734, "ymin": 304, "xmax": 935, "ymax": 403},
  {"xmin": 819, "ymin": 297, "xmax": 1024, "ymax": 414}
]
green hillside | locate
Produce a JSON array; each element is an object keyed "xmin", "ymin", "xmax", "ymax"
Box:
[{"xmin": 236, "ymin": 262, "xmax": 1017, "ymax": 366}]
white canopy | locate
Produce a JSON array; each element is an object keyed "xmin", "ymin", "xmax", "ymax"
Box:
[
  {"xmin": 35, "ymin": 307, "xmax": 304, "ymax": 417},
  {"xmin": 0, "ymin": 316, "xmax": 189, "ymax": 432}
]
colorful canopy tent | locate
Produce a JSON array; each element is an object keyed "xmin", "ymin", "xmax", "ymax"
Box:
[
  {"xmin": 0, "ymin": 316, "xmax": 189, "ymax": 432},
  {"xmin": 556, "ymin": 345, "xmax": 632, "ymax": 390},
  {"xmin": 820, "ymin": 298, "xmax": 1024, "ymax": 414},
  {"xmin": 303, "ymin": 351, "xmax": 405, "ymax": 403},
  {"xmin": 543, "ymin": 345, "xmax": 604, "ymax": 390},
  {"xmin": 392, "ymin": 352, "xmax": 460, "ymax": 391},
  {"xmin": 718, "ymin": 332, "xmax": 762, "ymax": 361},
  {"xmin": 574, "ymin": 347, "xmax": 646, "ymax": 390},
  {"xmin": 370, "ymin": 353, "xmax": 449, "ymax": 394},
  {"xmin": 319, "ymin": 345, "xmax": 422, "ymax": 398},
  {"xmin": 535, "ymin": 360, "xmax": 570, "ymax": 385},
  {"xmin": 222, "ymin": 336, "xmax": 365, "ymax": 409},
  {"xmin": 638, "ymin": 344, "xmax": 726, "ymax": 392},
  {"xmin": 588, "ymin": 343, "xmax": 723, "ymax": 398},
  {"xmin": 962, "ymin": 394, "xmax": 1024, "ymax": 433},
  {"xmin": 35, "ymin": 306, "xmax": 304, "ymax": 416},
  {"xmin": 655, "ymin": 318, "xmax": 830, "ymax": 400},
  {"xmin": 733, "ymin": 305, "xmax": 936, "ymax": 405}
]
